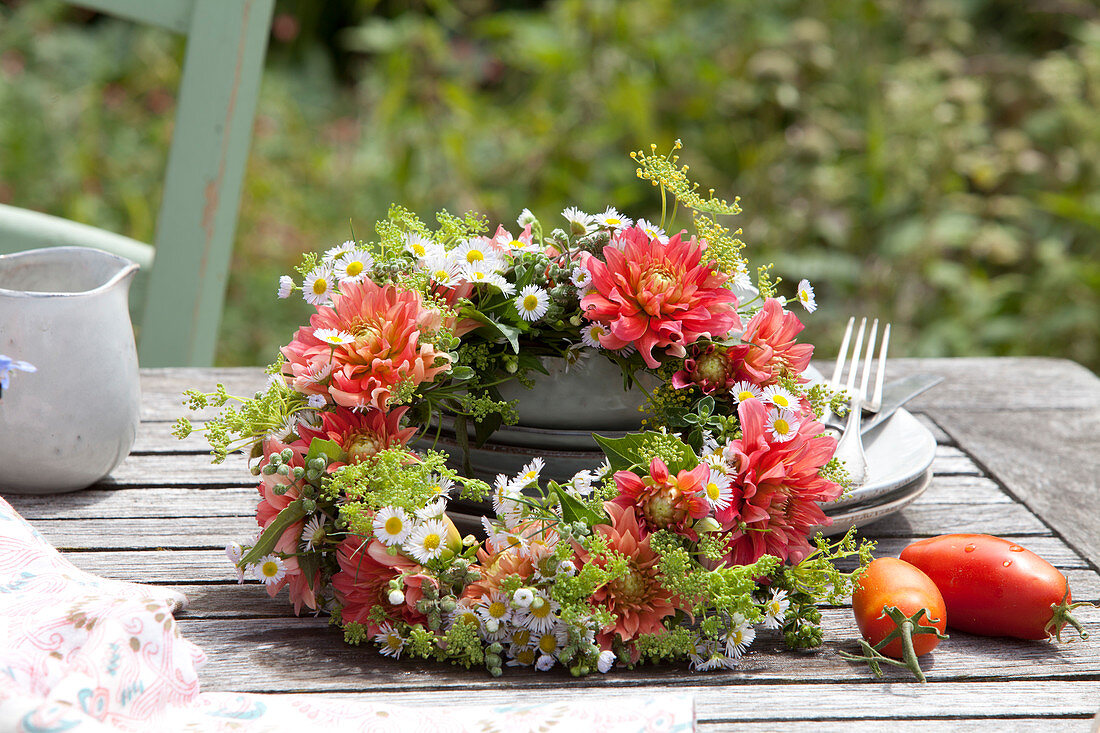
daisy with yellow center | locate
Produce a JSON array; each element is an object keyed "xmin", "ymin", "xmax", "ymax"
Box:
[
  {"xmin": 766, "ymin": 409, "xmax": 800, "ymax": 443},
  {"xmin": 334, "ymin": 250, "xmax": 374, "ymax": 284},
  {"xmin": 515, "ymin": 285, "xmax": 549, "ymax": 322},
  {"xmin": 762, "ymin": 589, "xmax": 790, "ymax": 629},
  {"xmin": 302, "ymin": 265, "xmax": 335, "ymax": 306},
  {"xmin": 515, "ymin": 590, "xmax": 560, "ymax": 634},
  {"xmin": 704, "ymin": 468, "xmax": 733, "ymax": 511},
  {"xmin": 313, "ymin": 328, "xmax": 356, "ymax": 346},
  {"xmin": 596, "ymin": 206, "xmax": 632, "ymax": 232},
  {"xmin": 404, "ymin": 518, "xmax": 447, "ymax": 564},
  {"xmin": 724, "ymin": 614, "xmax": 756, "ymax": 658},
  {"xmin": 515, "ymin": 457, "xmax": 544, "ymax": 487},
  {"xmin": 373, "ymin": 506, "xmax": 412, "ymax": 546},
  {"xmin": 506, "ymin": 647, "xmax": 537, "ymax": 667},
  {"xmin": 374, "ymin": 622, "xmax": 406, "ymax": 659},
  {"xmin": 580, "ymin": 323, "xmax": 607, "ymax": 349},
  {"xmin": 253, "ymin": 554, "xmax": 286, "ymax": 585},
  {"xmin": 763, "ymin": 385, "xmax": 799, "ymax": 411},
  {"xmin": 322, "ymin": 240, "xmax": 355, "ymax": 262},
  {"xmin": 477, "ymin": 591, "xmax": 513, "ymax": 626},
  {"xmin": 730, "ymin": 380, "xmax": 763, "ymax": 404},
  {"xmin": 796, "ymin": 278, "xmax": 817, "ymax": 313},
  {"xmin": 300, "ymin": 515, "xmax": 325, "ymax": 552}
]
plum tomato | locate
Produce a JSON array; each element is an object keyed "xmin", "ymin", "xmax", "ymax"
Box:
[
  {"xmin": 900, "ymin": 534, "xmax": 1089, "ymax": 641},
  {"xmin": 852, "ymin": 557, "xmax": 948, "ymax": 658}
]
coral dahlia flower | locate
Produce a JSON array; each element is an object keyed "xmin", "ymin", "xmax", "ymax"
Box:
[
  {"xmin": 718, "ymin": 399, "xmax": 842, "ymax": 565},
  {"xmin": 332, "ymin": 536, "xmax": 431, "ymax": 634},
  {"xmin": 576, "ymin": 503, "xmax": 677, "ymax": 652},
  {"xmin": 730, "ymin": 298, "xmax": 814, "ymax": 385},
  {"xmin": 670, "ymin": 343, "xmax": 743, "ymax": 394},
  {"xmin": 281, "ymin": 279, "xmax": 451, "ymax": 411},
  {"xmin": 612, "ymin": 458, "xmax": 710, "ymax": 538},
  {"xmin": 580, "ymin": 227, "xmax": 741, "ymax": 368},
  {"xmin": 297, "ymin": 405, "xmax": 418, "ymax": 465}
]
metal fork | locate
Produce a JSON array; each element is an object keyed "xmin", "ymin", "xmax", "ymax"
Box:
[{"xmin": 830, "ymin": 317, "xmax": 891, "ymax": 487}]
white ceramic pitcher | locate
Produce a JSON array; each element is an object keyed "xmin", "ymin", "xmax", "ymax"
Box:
[{"xmin": 0, "ymin": 247, "xmax": 141, "ymax": 493}]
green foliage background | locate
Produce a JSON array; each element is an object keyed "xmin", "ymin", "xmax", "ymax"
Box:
[{"xmin": 1, "ymin": 0, "xmax": 1098, "ymax": 370}]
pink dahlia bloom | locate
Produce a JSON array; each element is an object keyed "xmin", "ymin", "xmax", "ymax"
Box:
[
  {"xmin": 718, "ymin": 399, "xmax": 842, "ymax": 565},
  {"xmin": 580, "ymin": 227, "xmax": 741, "ymax": 368},
  {"xmin": 332, "ymin": 536, "xmax": 430, "ymax": 634},
  {"xmin": 731, "ymin": 298, "xmax": 814, "ymax": 385},
  {"xmin": 297, "ymin": 405, "xmax": 418, "ymax": 465},
  {"xmin": 612, "ymin": 458, "xmax": 710, "ymax": 538},
  {"xmin": 280, "ymin": 280, "xmax": 451, "ymax": 411},
  {"xmin": 670, "ymin": 343, "xmax": 744, "ymax": 394},
  {"xmin": 575, "ymin": 503, "xmax": 677, "ymax": 655}
]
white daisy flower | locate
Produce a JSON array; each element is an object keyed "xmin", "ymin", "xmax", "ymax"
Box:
[
  {"xmin": 796, "ymin": 279, "xmax": 817, "ymax": 313},
  {"xmin": 570, "ymin": 266, "xmax": 593, "ymax": 289},
  {"xmin": 302, "ymin": 266, "xmax": 335, "ymax": 306},
  {"xmin": 334, "ymin": 250, "xmax": 374, "ymax": 284},
  {"xmin": 304, "ymin": 361, "xmax": 333, "ymax": 387},
  {"xmin": 580, "ymin": 323, "xmax": 608, "ymax": 349},
  {"xmin": 703, "ymin": 469, "xmax": 733, "ymax": 511},
  {"xmin": 403, "ymin": 233, "xmax": 435, "ymax": 260},
  {"xmin": 491, "ymin": 474, "xmax": 524, "ymax": 515},
  {"xmin": 277, "ymin": 275, "xmax": 294, "ymax": 299},
  {"xmin": 515, "ymin": 285, "xmax": 550, "ymax": 322},
  {"xmin": 512, "ymin": 588, "xmax": 535, "ymax": 609},
  {"xmin": 225, "ymin": 542, "xmax": 245, "ymax": 583},
  {"xmin": 509, "ymin": 628, "xmax": 534, "ymax": 650},
  {"xmin": 614, "ymin": 342, "xmax": 636, "ymax": 357},
  {"xmin": 592, "ymin": 459, "xmax": 613, "ymax": 481},
  {"xmin": 557, "ymin": 560, "xmax": 577, "ymax": 577},
  {"xmin": 476, "ymin": 591, "xmax": 513, "ymax": 626},
  {"xmin": 421, "ymin": 253, "xmax": 460, "ymax": 286},
  {"xmin": 533, "ymin": 625, "xmax": 569, "ymax": 659},
  {"xmin": 535, "ymin": 654, "xmax": 556, "ymax": 672},
  {"xmin": 254, "ymin": 554, "xmax": 286, "ymax": 586},
  {"xmin": 300, "ymin": 515, "xmax": 325, "ymax": 552},
  {"xmin": 514, "ymin": 457, "xmax": 545, "ymax": 487},
  {"xmin": 762, "ymin": 589, "xmax": 790, "ymax": 629},
  {"xmin": 635, "ymin": 218, "xmax": 669, "ymax": 244},
  {"xmin": 404, "ymin": 518, "xmax": 448, "ymax": 564},
  {"xmin": 306, "ymin": 394, "xmax": 327, "ymax": 409},
  {"xmin": 730, "ymin": 380, "xmax": 764, "ymax": 404},
  {"xmin": 446, "ymin": 599, "xmax": 482, "ymax": 631},
  {"xmin": 766, "ymin": 409, "xmax": 800, "ymax": 443},
  {"xmin": 462, "ymin": 265, "xmax": 514, "ymax": 295},
  {"xmin": 562, "ymin": 206, "xmax": 595, "ymax": 236},
  {"xmin": 415, "ymin": 498, "xmax": 447, "ymax": 520},
  {"xmin": 515, "ymin": 590, "xmax": 560, "ymax": 634},
  {"xmin": 763, "ymin": 385, "xmax": 800, "ymax": 411},
  {"xmin": 481, "ymin": 516, "xmax": 526, "ymax": 555},
  {"xmin": 595, "ymin": 206, "xmax": 632, "ymax": 232},
  {"xmin": 597, "ymin": 650, "xmax": 617, "ymax": 673},
  {"xmin": 426, "ymin": 475, "xmax": 455, "ymax": 499},
  {"xmin": 374, "ymin": 622, "xmax": 406, "ymax": 659},
  {"xmin": 455, "ymin": 240, "xmax": 505, "ymax": 271},
  {"xmin": 725, "ymin": 614, "xmax": 756, "ymax": 658},
  {"xmin": 313, "ymin": 328, "xmax": 356, "ymax": 346},
  {"xmin": 517, "ymin": 208, "xmax": 537, "ymax": 227},
  {"xmin": 691, "ymin": 641, "xmax": 739, "ymax": 671},
  {"xmin": 568, "ymin": 469, "xmax": 595, "ymax": 496},
  {"xmin": 732, "ymin": 266, "xmax": 753, "ymax": 292},
  {"xmin": 373, "ymin": 506, "xmax": 413, "ymax": 546},
  {"xmin": 323, "ymin": 240, "xmax": 356, "ymax": 262}
]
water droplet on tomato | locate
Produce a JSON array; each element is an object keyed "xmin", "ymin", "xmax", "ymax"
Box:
[
  {"xmin": 1010, "ymin": 545, "xmax": 1024, "ymax": 552},
  {"xmin": 1003, "ymin": 560, "xmax": 1012, "ymax": 567},
  {"xmin": 964, "ymin": 544, "xmax": 976, "ymax": 553}
]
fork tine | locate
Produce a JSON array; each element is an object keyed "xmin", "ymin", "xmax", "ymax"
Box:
[
  {"xmin": 845, "ymin": 318, "xmax": 867, "ymax": 392},
  {"xmin": 858, "ymin": 319, "xmax": 879, "ymax": 400},
  {"xmin": 831, "ymin": 316, "xmax": 855, "ymax": 385},
  {"xmin": 870, "ymin": 323, "xmax": 890, "ymax": 411}
]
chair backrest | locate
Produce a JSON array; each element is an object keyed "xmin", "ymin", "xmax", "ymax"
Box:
[{"xmin": 0, "ymin": 0, "xmax": 274, "ymax": 367}]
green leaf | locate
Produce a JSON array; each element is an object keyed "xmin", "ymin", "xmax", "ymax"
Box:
[
  {"xmin": 473, "ymin": 412, "xmax": 503, "ymax": 447},
  {"xmin": 593, "ymin": 431, "xmax": 699, "ymax": 473},
  {"xmin": 298, "ymin": 551, "xmax": 321, "ymax": 590},
  {"xmin": 306, "ymin": 438, "xmax": 346, "ymax": 466},
  {"xmin": 550, "ymin": 482, "xmax": 608, "ymax": 527},
  {"xmin": 450, "ymin": 365, "xmax": 475, "ymax": 381},
  {"xmin": 240, "ymin": 501, "xmax": 309, "ymax": 565},
  {"xmin": 459, "ymin": 306, "xmax": 521, "ymax": 353}
]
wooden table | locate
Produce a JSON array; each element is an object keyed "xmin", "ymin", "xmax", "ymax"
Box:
[{"xmin": 7, "ymin": 357, "xmax": 1100, "ymax": 731}]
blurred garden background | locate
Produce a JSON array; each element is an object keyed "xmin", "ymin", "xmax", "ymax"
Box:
[{"xmin": 1, "ymin": 0, "xmax": 1098, "ymax": 370}]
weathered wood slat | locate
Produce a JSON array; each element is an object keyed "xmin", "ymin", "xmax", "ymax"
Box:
[
  {"xmin": 7, "ymin": 488, "xmax": 257, "ymax": 520},
  {"xmin": 932, "ymin": 445, "xmax": 983, "ymax": 475},
  {"xmin": 853, "ymin": 501, "xmax": 1050, "ymax": 537},
  {"xmin": 918, "ymin": 475, "xmax": 1015, "ymax": 504},
  {"xmin": 856, "ymin": 536, "xmax": 1090, "ymax": 569},
  {"xmin": 98, "ymin": 453, "xmax": 254, "ymax": 487},
  {"xmin": 700, "ymin": 721, "xmax": 1093, "ymax": 733},
  {"xmin": 935, "ymin": 406, "xmax": 1100, "ymax": 576},
  {"xmin": 139, "ymin": 368, "xmax": 268, "ymax": 423}
]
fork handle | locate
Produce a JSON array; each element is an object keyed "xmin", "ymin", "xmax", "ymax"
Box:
[{"xmin": 833, "ymin": 395, "xmax": 868, "ymax": 486}]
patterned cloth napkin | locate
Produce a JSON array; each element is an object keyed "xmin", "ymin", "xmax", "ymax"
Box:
[{"xmin": 0, "ymin": 496, "xmax": 695, "ymax": 732}]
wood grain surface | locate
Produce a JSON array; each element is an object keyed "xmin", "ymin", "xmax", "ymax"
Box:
[{"xmin": 3, "ymin": 358, "xmax": 1099, "ymax": 731}]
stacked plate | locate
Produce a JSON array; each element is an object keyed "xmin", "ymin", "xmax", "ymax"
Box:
[{"xmin": 418, "ymin": 406, "xmax": 936, "ymax": 534}]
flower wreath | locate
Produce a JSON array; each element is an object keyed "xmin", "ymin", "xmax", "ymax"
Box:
[{"xmin": 178, "ymin": 142, "xmax": 872, "ymax": 676}]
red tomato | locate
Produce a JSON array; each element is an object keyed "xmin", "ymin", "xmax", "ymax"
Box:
[
  {"xmin": 900, "ymin": 534, "xmax": 1086, "ymax": 640},
  {"xmin": 852, "ymin": 557, "xmax": 948, "ymax": 659}
]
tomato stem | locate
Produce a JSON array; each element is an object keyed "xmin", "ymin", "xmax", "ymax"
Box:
[
  {"xmin": 1046, "ymin": 586, "xmax": 1091, "ymax": 642},
  {"xmin": 839, "ymin": 606, "xmax": 948, "ymax": 684}
]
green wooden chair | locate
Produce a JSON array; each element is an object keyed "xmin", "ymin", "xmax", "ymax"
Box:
[{"xmin": 0, "ymin": 0, "xmax": 274, "ymax": 367}]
